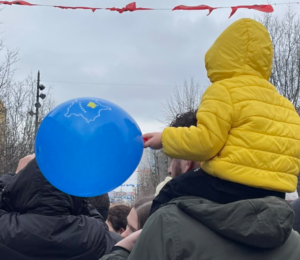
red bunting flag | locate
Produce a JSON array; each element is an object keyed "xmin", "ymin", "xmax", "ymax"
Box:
[
  {"xmin": 54, "ymin": 6, "xmax": 101, "ymax": 12},
  {"xmin": 173, "ymin": 5, "xmax": 216, "ymax": 16},
  {"xmin": 0, "ymin": 1, "xmax": 285, "ymax": 17},
  {"xmin": 107, "ymin": 2, "xmax": 152, "ymax": 14},
  {"xmin": 229, "ymin": 5, "xmax": 274, "ymax": 18},
  {"xmin": 0, "ymin": 0, "xmax": 34, "ymax": 5}
]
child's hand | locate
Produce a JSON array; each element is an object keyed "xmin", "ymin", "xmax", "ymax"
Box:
[{"xmin": 143, "ymin": 132, "xmax": 163, "ymax": 149}]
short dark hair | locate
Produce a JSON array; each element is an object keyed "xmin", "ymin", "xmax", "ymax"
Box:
[
  {"xmin": 88, "ymin": 193, "xmax": 110, "ymax": 221},
  {"xmin": 134, "ymin": 196, "xmax": 154, "ymax": 229},
  {"xmin": 169, "ymin": 110, "xmax": 197, "ymax": 127},
  {"xmin": 107, "ymin": 205, "xmax": 131, "ymax": 232}
]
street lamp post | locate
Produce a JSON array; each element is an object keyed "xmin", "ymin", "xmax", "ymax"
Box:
[
  {"xmin": 35, "ymin": 71, "xmax": 40, "ymax": 136},
  {"xmin": 29, "ymin": 71, "xmax": 46, "ymax": 137}
]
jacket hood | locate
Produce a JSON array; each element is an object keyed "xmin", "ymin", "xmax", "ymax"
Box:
[
  {"xmin": 1, "ymin": 159, "xmax": 86, "ymax": 216},
  {"xmin": 205, "ymin": 18, "xmax": 273, "ymax": 83},
  {"xmin": 174, "ymin": 196, "xmax": 294, "ymax": 249}
]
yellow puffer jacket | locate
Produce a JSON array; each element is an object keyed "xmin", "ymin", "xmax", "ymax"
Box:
[{"xmin": 162, "ymin": 18, "xmax": 300, "ymax": 192}]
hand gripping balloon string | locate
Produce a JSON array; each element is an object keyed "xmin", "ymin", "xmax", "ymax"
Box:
[{"xmin": 143, "ymin": 137, "xmax": 149, "ymax": 143}]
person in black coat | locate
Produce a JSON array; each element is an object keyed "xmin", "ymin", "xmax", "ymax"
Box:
[
  {"xmin": 88, "ymin": 194, "xmax": 123, "ymax": 243},
  {"xmin": 0, "ymin": 158, "xmax": 115, "ymax": 260}
]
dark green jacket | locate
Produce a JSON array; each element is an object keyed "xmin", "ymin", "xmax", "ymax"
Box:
[{"xmin": 101, "ymin": 196, "xmax": 300, "ymax": 260}]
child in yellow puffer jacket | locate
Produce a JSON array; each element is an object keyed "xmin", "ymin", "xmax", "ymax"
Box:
[{"xmin": 144, "ymin": 18, "xmax": 300, "ymax": 199}]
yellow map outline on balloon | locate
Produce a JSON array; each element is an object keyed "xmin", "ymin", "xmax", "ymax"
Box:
[
  {"xmin": 64, "ymin": 99, "xmax": 111, "ymax": 123},
  {"xmin": 87, "ymin": 102, "xmax": 98, "ymax": 109}
]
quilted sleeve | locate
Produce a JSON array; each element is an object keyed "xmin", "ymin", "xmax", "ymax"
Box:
[{"xmin": 162, "ymin": 83, "xmax": 233, "ymax": 162}]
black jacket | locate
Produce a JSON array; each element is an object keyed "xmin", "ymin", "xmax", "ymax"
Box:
[{"xmin": 0, "ymin": 159, "xmax": 115, "ymax": 260}]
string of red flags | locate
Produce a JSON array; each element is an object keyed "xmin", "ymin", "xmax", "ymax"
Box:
[
  {"xmin": 106, "ymin": 2, "xmax": 152, "ymax": 14},
  {"xmin": 229, "ymin": 5, "xmax": 275, "ymax": 18},
  {"xmin": 172, "ymin": 5, "xmax": 217, "ymax": 16},
  {"xmin": 0, "ymin": 1, "xmax": 299, "ymax": 17},
  {"xmin": 54, "ymin": 6, "xmax": 101, "ymax": 12}
]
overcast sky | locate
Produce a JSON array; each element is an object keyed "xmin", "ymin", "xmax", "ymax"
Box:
[{"xmin": 0, "ymin": 0, "xmax": 292, "ymax": 188}]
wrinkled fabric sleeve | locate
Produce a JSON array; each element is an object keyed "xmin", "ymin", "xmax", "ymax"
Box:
[
  {"xmin": 0, "ymin": 212, "xmax": 18, "ymax": 239},
  {"xmin": 0, "ymin": 173, "xmax": 16, "ymax": 191},
  {"xmin": 100, "ymin": 248, "xmax": 130, "ymax": 260},
  {"xmin": 86, "ymin": 203, "xmax": 116, "ymax": 252},
  {"xmin": 0, "ymin": 209, "xmax": 7, "ymax": 218},
  {"xmin": 0, "ymin": 242, "xmax": 33, "ymax": 260},
  {"xmin": 162, "ymin": 83, "xmax": 233, "ymax": 161},
  {"xmin": 87, "ymin": 203, "xmax": 103, "ymax": 219},
  {"xmin": 0, "ymin": 173, "xmax": 16, "ymax": 208}
]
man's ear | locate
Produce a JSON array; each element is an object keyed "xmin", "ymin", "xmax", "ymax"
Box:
[
  {"xmin": 185, "ymin": 161, "xmax": 201, "ymax": 172},
  {"xmin": 118, "ymin": 228, "xmax": 125, "ymax": 234},
  {"xmin": 181, "ymin": 160, "xmax": 193, "ymax": 173},
  {"xmin": 186, "ymin": 161, "xmax": 194, "ymax": 172}
]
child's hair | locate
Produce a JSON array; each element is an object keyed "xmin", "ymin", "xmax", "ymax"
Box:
[
  {"xmin": 134, "ymin": 196, "xmax": 154, "ymax": 229},
  {"xmin": 170, "ymin": 110, "xmax": 197, "ymax": 127}
]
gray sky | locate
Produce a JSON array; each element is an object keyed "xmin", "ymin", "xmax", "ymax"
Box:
[
  {"xmin": 1, "ymin": 0, "xmax": 290, "ymax": 132},
  {"xmin": 0, "ymin": 0, "xmax": 291, "ymax": 188}
]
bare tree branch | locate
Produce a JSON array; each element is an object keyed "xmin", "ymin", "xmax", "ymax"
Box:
[
  {"xmin": 161, "ymin": 78, "xmax": 205, "ymax": 125},
  {"xmin": 0, "ymin": 73, "xmax": 54, "ymax": 175},
  {"xmin": 137, "ymin": 149, "xmax": 169, "ymax": 198}
]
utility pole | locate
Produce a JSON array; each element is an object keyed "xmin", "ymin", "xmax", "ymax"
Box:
[{"xmin": 29, "ymin": 71, "xmax": 46, "ymax": 137}]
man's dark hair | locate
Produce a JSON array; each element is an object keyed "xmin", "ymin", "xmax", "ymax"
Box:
[
  {"xmin": 107, "ymin": 205, "xmax": 131, "ymax": 232},
  {"xmin": 88, "ymin": 193, "xmax": 110, "ymax": 221},
  {"xmin": 169, "ymin": 110, "xmax": 197, "ymax": 127}
]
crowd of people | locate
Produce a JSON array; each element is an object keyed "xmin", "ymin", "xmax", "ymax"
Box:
[{"xmin": 1, "ymin": 18, "xmax": 300, "ymax": 259}]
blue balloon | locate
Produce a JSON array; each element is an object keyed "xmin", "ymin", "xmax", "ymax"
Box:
[{"xmin": 35, "ymin": 97, "xmax": 143, "ymax": 197}]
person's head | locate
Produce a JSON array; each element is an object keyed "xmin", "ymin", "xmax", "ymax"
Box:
[
  {"xmin": 106, "ymin": 205, "xmax": 131, "ymax": 234},
  {"xmin": 168, "ymin": 110, "xmax": 200, "ymax": 178},
  {"xmin": 205, "ymin": 19, "xmax": 273, "ymax": 83},
  {"xmin": 122, "ymin": 197, "xmax": 153, "ymax": 238},
  {"xmin": 88, "ymin": 193, "xmax": 110, "ymax": 221}
]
